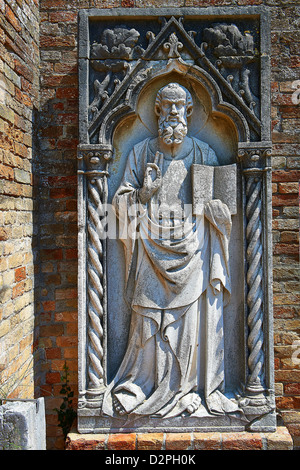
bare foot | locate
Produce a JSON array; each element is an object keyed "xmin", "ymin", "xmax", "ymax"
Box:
[
  {"xmin": 180, "ymin": 392, "xmax": 201, "ymax": 415},
  {"xmin": 112, "ymin": 395, "xmax": 126, "ymax": 416}
]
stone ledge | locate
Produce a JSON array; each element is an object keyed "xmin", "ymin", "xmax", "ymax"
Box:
[{"xmin": 66, "ymin": 426, "xmax": 293, "ymax": 450}]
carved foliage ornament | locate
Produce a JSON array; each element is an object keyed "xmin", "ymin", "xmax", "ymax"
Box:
[
  {"xmin": 88, "ymin": 17, "xmax": 261, "ymax": 140},
  {"xmin": 202, "ymin": 24, "xmax": 259, "ymax": 114}
]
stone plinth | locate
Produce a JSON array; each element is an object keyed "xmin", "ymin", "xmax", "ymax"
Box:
[{"xmin": 66, "ymin": 427, "xmax": 293, "ymax": 450}]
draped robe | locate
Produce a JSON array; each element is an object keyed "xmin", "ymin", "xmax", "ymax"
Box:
[{"xmin": 102, "ymin": 137, "xmax": 239, "ymax": 418}]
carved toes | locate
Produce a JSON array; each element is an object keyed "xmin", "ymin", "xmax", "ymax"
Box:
[
  {"xmin": 180, "ymin": 392, "xmax": 202, "ymax": 415},
  {"xmin": 112, "ymin": 395, "xmax": 126, "ymax": 416}
]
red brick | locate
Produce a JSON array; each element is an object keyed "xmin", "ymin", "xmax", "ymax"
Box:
[
  {"xmin": 194, "ymin": 432, "xmax": 222, "ymax": 450},
  {"xmin": 48, "ymin": 175, "xmax": 77, "ymax": 187},
  {"xmin": 57, "ymin": 138, "xmax": 78, "ymax": 149},
  {"xmin": 40, "ymin": 126, "xmax": 64, "ymax": 139},
  {"xmin": 278, "ymin": 182, "xmax": 299, "ymax": 194},
  {"xmin": 0, "ymin": 163, "xmax": 14, "ymax": 180},
  {"xmin": 15, "ymin": 266, "xmax": 26, "ymax": 282},
  {"xmin": 12, "ymin": 281, "xmax": 25, "ymax": 299},
  {"xmin": 40, "ymin": 324, "xmax": 64, "ymax": 337},
  {"xmin": 21, "ymin": 77, "xmax": 33, "ymax": 96},
  {"xmin": 284, "ymin": 383, "xmax": 300, "ymax": 395},
  {"xmin": 44, "ymin": 274, "xmax": 61, "ymax": 285},
  {"xmin": 222, "ymin": 432, "xmax": 263, "ymax": 450},
  {"xmin": 40, "ymin": 312, "xmax": 52, "ymax": 322},
  {"xmin": 273, "ymin": 243, "xmax": 299, "ymax": 255},
  {"xmin": 41, "ymin": 249, "xmax": 63, "ymax": 261},
  {"xmin": 46, "ymin": 371, "xmax": 61, "ymax": 384},
  {"xmin": 286, "ymin": 424, "xmax": 300, "ymax": 437},
  {"xmin": 280, "ymin": 232, "xmax": 298, "ymax": 243},
  {"xmin": 55, "ymin": 288, "xmax": 77, "ymax": 300},
  {"xmin": 52, "ymin": 102, "xmax": 64, "ymax": 111},
  {"xmin": 56, "ymin": 113, "xmax": 78, "ymax": 125},
  {"xmin": 42, "ymin": 74, "xmax": 78, "ymax": 88},
  {"xmin": 65, "ymin": 248, "xmax": 77, "ymax": 260},
  {"xmin": 46, "ymin": 347, "xmax": 62, "ymax": 359},
  {"xmin": 1, "ymin": 0, "xmax": 297, "ymax": 452},
  {"xmin": 65, "ymin": 200, "xmax": 77, "ymax": 211},
  {"xmin": 15, "ymin": 88, "xmax": 33, "ymax": 109},
  {"xmin": 272, "ymin": 170, "xmax": 300, "ymax": 183},
  {"xmin": 64, "ymin": 347, "xmax": 77, "ymax": 359},
  {"xmin": 56, "ymin": 336, "xmax": 77, "ymax": 348},
  {"xmin": 274, "ymin": 357, "xmax": 280, "ymax": 369},
  {"xmin": 49, "ymin": 11, "xmax": 77, "ymax": 23},
  {"xmin": 40, "ymin": 35, "xmax": 76, "ymax": 48},
  {"xmin": 66, "ymin": 322, "xmax": 77, "ymax": 335},
  {"xmin": 66, "ymin": 435, "xmax": 107, "ymax": 450},
  {"xmin": 280, "ymin": 106, "xmax": 300, "ymax": 119},
  {"xmin": 42, "ymin": 300, "xmax": 56, "ymax": 312},
  {"xmin": 5, "ymin": 4, "xmax": 22, "ymax": 32},
  {"xmin": 272, "ymin": 194, "xmax": 298, "ymax": 206},
  {"xmin": 56, "ymin": 87, "xmax": 79, "ymax": 100},
  {"xmin": 165, "ymin": 433, "xmax": 191, "ymax": 450},
  {"xmin": 40, "ymin": 0, "xmax": 78, "ymax": 9},
  {"xmin": 54, "ymin": 63, "xmax": 77, "ymax": 75},
  {"xmin": 107, "ymin": 433, "xmax": 136, "ymax": 450},
  {"xmin": 54, "ymin": 311, "xmax": 77, "ymax": 322},
  {"xmin": 274, "ymin": 306, "xmax": 296, "ymax": 319},
  {"xmin": 276, "ymin": 396, "xmax": 300, "ymax": 409},
  {"xmin": 40, "ymin": 385, "xmax": 53, "ymax": 397},
  {"xmin": 14, "ymin": 58, "xmax": 34, "ymax": 83},
  {"xmin": 14, "ymin": 141, "xmax": 30, "ymax": 158},
  {"xmin": 121, "ymin": 0, "xmax": 134, "ymax": 6}
]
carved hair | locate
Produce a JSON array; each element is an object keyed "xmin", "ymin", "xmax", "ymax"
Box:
[{"xmin": 155, "ymin": 83, "xmax": 193, "ymax": 117}]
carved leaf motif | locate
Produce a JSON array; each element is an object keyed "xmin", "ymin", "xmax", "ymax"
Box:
[
  {"xmin": 203, "ymin": 24, "xmax": 255, "ymax": 59},
  {"xmin": 91, "ymin": 28, "xmax": 141, "ymax": 60},
  {"xmin": 202, "ymin": 24, "xmax": 259, "ymax": 116},
  {"xmin": 88, "ymin": 73, "xmax": 111, "ymax": 119}
]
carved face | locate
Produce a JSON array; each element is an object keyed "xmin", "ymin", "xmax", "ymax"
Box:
[
  {"xmin": 159, "ymin": 86, "xmax": 188, "ymax": 125},
  {"xmin": 155, "ymin": 84, "xmax": 193, "ymax": 146}
]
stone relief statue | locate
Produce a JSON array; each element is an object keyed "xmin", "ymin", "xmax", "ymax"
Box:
[
  {"xmin": 102, "ymin": 82, "xmax": 241, "ymax": 420},
  {"xmin": 78, "ymin": 11, "xmax": 276, "ymax": 433}
]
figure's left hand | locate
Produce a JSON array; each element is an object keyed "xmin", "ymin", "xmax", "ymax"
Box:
[{"xmin": 204, "ymin": 199, "xmax": 232, "ymax": 228}]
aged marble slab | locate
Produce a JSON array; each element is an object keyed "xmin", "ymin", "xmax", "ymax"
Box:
[{"xmin": 77, "ymin": 7, "xmax": 275, "ymax": 433}]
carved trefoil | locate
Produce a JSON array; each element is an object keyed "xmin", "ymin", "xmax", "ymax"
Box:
[{"xmin": 77, "ymin": 8, "xmax": 275, "ymax": 432}]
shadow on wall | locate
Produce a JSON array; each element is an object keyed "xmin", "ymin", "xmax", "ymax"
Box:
[{"xmin": 32, "ymin": 81, "xmax": 79, "ymax": 448}]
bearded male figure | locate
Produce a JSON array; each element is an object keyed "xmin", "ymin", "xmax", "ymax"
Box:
[{"xmin": 102, "ymin": 83, "xmax": 239, "ymax": 419}]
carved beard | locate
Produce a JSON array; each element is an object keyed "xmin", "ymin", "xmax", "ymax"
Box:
[{"xmin": 158, "ymin": 116, "xmax": 188, "ymax": 145}]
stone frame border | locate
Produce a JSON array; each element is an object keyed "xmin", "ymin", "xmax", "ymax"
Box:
[{"xmin": 77, "ymin": 6, "xmax": 275, "ymax": 433}]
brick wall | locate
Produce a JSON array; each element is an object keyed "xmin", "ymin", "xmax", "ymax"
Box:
[
  {"xmin": 271, "ymin": 10, "xmax": 300, "ymax": 447},
  {"xmin": 1, "ymin": 0, "xmax": 299, "ymax": 451},
  {"xmin": 37, "ymin": 0, "xmax": 79, "ymax": 449},
  {"xmin": 0, "ymin": 0, "xmax": 39, "ymax": 401}
]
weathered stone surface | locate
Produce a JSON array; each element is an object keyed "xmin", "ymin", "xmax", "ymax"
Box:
[
  {"xmin": 0, "ymin": 399, "xmax": 46, "ymax": 450},
  {"xmin": 77, "ymin": 8, "xmax": 275, "ymax": 435},
  {"xmin": 136, "ymin": 433, "xmax": 164, "ymax": 450}
]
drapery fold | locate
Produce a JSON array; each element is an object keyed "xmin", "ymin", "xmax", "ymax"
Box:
[{"xmin": 102, "ymin": 137, "xmax": 240, "ymax": 418}]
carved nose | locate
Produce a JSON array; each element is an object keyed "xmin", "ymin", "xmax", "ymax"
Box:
[{"xmin": 171, "ymin": 104, "xmax": 178, "ymax": 114}]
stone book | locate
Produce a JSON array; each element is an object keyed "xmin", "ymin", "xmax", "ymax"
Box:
[{"xmin": 192, "ymin": 163, "xmax": 237, "ymax": 215}]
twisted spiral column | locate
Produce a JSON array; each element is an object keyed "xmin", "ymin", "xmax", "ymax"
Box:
[
  {"xmin": 86, "ymin": 177, "xmax": 106, "ymax": 394},
  {"xmin": 245, "ymin": 173, "xmax": 265, "ymax": 394}
]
